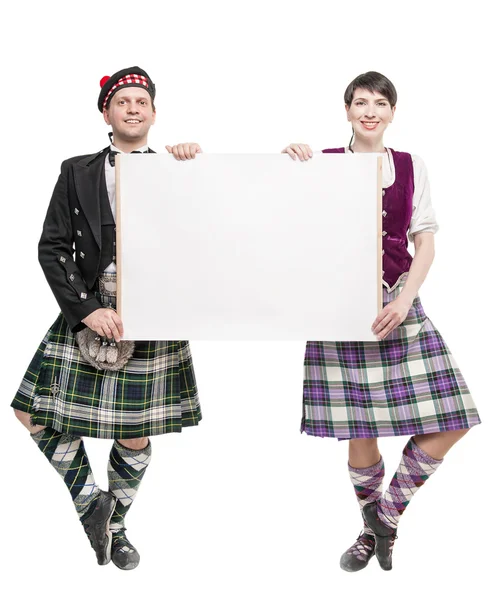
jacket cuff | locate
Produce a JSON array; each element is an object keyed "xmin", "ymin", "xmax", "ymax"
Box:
[{"xmin": 68, "ymin": 297, "xmax": 103, "ymax": 333}]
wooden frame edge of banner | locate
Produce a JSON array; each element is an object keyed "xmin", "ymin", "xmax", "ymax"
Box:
[
  {"xmin": 116, "ymin": 154, "xmax": 122, "ymax": 320},
  {"xmin": 377, "ymin": 156, "xmax": 383, "ymax": 311}
]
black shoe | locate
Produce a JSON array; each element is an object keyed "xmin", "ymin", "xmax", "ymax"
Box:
[
  {"xmin": 111, "ymin": 529, "xmax": 141, "ymax": 570},
  {"xmin": 81, "ymin": 491, "xmax": 117, "ymax": 565},
  {"xmin": 362, "ymin": 502, "xmax": 398, "ymax": 571},
  {"xmin": 340, "ymin": 531, "xmax": 375, "ymax": 572}
]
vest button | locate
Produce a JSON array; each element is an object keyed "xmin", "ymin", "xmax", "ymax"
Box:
[
  {"xmin": 382, "ymin": 190, "xmax": 386, "ymax": 196},
  {"xmin": 382, "ymin": 231, "xmax": 387, "ymax": 236},
  {"xmin": 382, "ymin": 210, "xmax": 387, "ymax": 217}
]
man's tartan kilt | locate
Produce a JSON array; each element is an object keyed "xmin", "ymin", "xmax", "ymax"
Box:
[
  {"xmin": 302, "ymin": 277, "xmax": 481, "ymax": 440},
  {"xmin": 12, "ymin": 312, "xmax": 202, "ymax": 439}
]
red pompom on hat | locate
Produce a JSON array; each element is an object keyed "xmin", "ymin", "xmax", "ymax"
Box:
[{"xmin": 97, "ymin": 66, "xmax": 156, "ymax": 112}]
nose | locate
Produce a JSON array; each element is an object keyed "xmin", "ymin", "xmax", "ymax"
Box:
[
  {"xmin": 365, "ymin": 105, "xmax": 376, "ymax": 118},
  {"xmin": 126, "ymin": 101, "xmax": 140, "ymax": 114}
]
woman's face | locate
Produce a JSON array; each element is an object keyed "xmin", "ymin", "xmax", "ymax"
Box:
[{"xmin": 345, "ymin": 87, "xmax": 396, "ymax": 142}]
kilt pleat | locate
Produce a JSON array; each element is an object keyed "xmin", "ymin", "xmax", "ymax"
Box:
[
  {"xmin": 12, "ymin": 313, "xmax": 202, "ymax": 439},
  {"xmin": 301, "ymin": 281, "xmax": 480, "ymax": 439}
]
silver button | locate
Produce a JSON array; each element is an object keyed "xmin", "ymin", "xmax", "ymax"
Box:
[
  {"xmin": 80, "ymin": 252, "xmax": 85, "ymax": 258},
  {"xmin": 80, "ymin": 292, "xmax": 87, "ymax": 299},
  {"xmin": 382, "ymin": 210, "xmax": 387, "ymax": 217},
  {"xmin": 69, "ymin": 274, "xmax": 75, "ymax": 281},
  {"xmin": 382, "ymin": 231, "xmax": 387, "ymax": 236},
  {"xmin": 59, "ymin": 256, "xmax": 66, "ymax": 263},
  {"xmin": 382, "ymin": 190, "xmax": 386, "ymax": 196},
  {"xmin": 382, "ymin": 249, "xmax": 385, "ymax": 255},
  {"xmin": 74, "ymin": 208, "xmax": 79, "ymax": 215},
  {"xmin": 77, "ymin": 230, "xmax": 82, "ymax": 237}
]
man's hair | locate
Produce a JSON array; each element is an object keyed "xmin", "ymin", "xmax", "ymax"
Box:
[{"xmin": 344, "ymin": 71, "xmax": 397, "ymax": 108}]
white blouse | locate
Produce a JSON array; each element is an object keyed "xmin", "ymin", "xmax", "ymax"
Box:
[{"xmin": 342, "ymin": 147, "xmax": 439, "ymax": 243}]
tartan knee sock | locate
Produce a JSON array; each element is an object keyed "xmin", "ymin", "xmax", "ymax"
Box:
[
  {"xmin": 378, "ymin": 437, "xmax": 443, "ymax": 530},
  {"xmin": 348, "ymin": 456, "xmax": 385, "ymax": 535},
  {"xmin": 108, "ymin": 440, "xmax": 152, "ymax": 537},
  {"xmin": 31, "ymin": 427, "xmax": 100, "ymax": 520}
]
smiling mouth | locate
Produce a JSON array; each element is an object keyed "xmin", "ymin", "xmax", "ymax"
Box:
[
  {"xmin": 361, "ymin": 121, "xmax": 379, "ymax": 129},
  {"xmin": 125, "ymin": 119, "xmax": 142, "ymax": 124}
]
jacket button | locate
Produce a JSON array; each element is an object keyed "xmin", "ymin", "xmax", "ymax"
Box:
[
  {"xmin": 382, "ymin": 231, "xmax": 387, "ymax": 236},
  {"xmin": 80, "ymin": 292, "xmax": 87, "ymax": 299},
  {"xmin": 382, "ymin": 210, "xmax": 387, "ymax": 217},
  {"xmin": 382, "ymin": 249, "xmax": 385, "ymax": 255},
  {"xmin": 69, "ymin": 274, "xmax": 75, "ymax": 281},
  {"xmin": 80, "ymin": 252, "xmax": 85, "ymax": 258},
  {"xmin": 59, "ymin": 256, "xmax": 66, "ymax": 263},
  {"xmin": 74, "ymin": 208, "xmax": 79, "ymax": 215},
  {"xmin": 77, "ymin": 230, "xmax": 82, "ymax": 237},
  {"xmin": 382, "ymin": 190, "xmax": 386, "ymax": 196}
]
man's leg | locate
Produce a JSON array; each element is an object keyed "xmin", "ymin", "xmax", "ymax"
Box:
[
  {"xmin": 107, "ymin": 437, "xmax": 152, "ymax": 570},
  {"xmin": 14, "ymin": 409, "xmax": 116, "ymax": 565}
]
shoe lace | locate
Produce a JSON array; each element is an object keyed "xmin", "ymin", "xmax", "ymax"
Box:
[
  {"xmin": 349, "ymin": 532, "xmax": 375, "ymax": 559},
  {"xmin": 111, "ymin": 528, "xmax": 135, "ymax": 553}
]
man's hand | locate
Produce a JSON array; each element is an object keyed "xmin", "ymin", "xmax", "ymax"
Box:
[
  {"xmin": 165, "ymin": 143, "xmax": 202, "ymax": 160},
  {"xmin": 82, "ymin": 308, "xmax": 124, "ymax": 342}
]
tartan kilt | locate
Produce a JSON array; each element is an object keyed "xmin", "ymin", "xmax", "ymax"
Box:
[
  {"xmin": 12, "ymin": 312, "xmax": 202, "ymax": 440},
  {"xmin": 301, "ymin": 278, "xmax": 481, "ymax": 439}
]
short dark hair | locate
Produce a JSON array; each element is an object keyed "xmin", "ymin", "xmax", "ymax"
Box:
[{"xmin": 344, "ymin": 71, "xmax": 397, "ymax": 108}]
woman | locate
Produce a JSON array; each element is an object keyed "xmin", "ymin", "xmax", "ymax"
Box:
[{"xmin": 282, "ymin": 71, "xmax": 480, "ymax": 572}]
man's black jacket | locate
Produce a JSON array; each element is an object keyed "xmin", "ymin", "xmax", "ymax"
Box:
[{"xmin": 38, "ymin": 145, "xmax": 154, "ymax": 332}]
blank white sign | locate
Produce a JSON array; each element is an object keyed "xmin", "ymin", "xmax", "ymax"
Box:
[{"xmin": 117, "ymin": 153, "xmax": 381, "ymax": 341}]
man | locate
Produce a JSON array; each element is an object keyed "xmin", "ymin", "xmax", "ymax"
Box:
[{"xmin": 12, "ymin": 66, "xmax": 203, "ymax": 570}]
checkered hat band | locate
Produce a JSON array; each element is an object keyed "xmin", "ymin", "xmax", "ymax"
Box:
[{"xmin": 103, "ymin": 74, "xmax": 149, "ymax": 109}]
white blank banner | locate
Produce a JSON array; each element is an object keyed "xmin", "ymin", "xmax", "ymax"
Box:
[{"xmin": 118, "ymin": 153, "xmax": 381, "ymax": 341}]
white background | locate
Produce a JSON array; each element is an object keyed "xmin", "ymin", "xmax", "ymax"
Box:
[{"xmin": 1, "ymin": 1, "xmax": 490, "ymax": 598}]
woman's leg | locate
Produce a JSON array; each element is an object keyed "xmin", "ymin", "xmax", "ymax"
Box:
[
  {"xmin": 364, "ymin": 428, "xmax": 471, "ymax": 570},
  {"xmin": 340, "ymin": 438, "xmax": 384, "ymax": 572}
]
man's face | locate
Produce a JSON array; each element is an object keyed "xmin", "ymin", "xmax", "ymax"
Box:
[{"xmin": 103, "ymin": 87, "xmax": 156, "ymax": 143}]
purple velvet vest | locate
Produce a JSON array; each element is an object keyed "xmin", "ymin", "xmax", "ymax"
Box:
[{"xmin": 322, "ymin": 147, "xmax": 414, "ymax": 289}]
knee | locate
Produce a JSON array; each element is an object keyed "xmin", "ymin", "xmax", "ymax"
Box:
[
  {"xmin": 349, "ymin": 438, "xmax": 379, "ymax": 452},
  {"xmin": 13, "ymin": 409, "xmax": 46, "ymax": 434},
  {"xmin": 118, "ymin": 437, "xmax": 149, "ymax": 451}
]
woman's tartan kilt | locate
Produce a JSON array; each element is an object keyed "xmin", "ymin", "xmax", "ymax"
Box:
[
  {"xmin": 302, "ymin": 277, "xmax": 481, "ymax": 440},
  {"xmin": 12, "ymin": 311, "xmax": 202, "ymax": 440}
]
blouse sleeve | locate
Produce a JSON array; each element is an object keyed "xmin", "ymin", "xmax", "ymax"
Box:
[{"xmin": 408, "ymin": 154, "xmax": 439, "ymax": 242}]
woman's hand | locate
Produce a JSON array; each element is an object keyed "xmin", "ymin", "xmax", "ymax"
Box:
[
  {"xmin": 281, "ymin": 143, "xmax": 313, "ymax": 161},
  {"xmin": 82, "ymin": 308, "xmax": 124, "ymax": 342},
  {"xmin": 165, "ymin": 143, "xmax": 202, "ymax": 160},
  {"xmin": 371, "ymin": 296, "xmax": 413, "ymax": 340}
]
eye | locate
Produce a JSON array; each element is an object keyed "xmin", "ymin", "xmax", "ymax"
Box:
[
  {"xmin": 355, "ymin": 101, "xmax": 365, "ymax": 106},
  {"xmin": 378, "ymin": 102, "xmax": 388, "ymax": 106}
]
